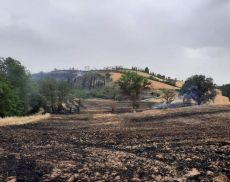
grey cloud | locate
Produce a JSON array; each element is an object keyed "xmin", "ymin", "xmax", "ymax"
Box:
[{"xmin": 0, "ymin": 0, "xmax": 229, "ymax": 84}]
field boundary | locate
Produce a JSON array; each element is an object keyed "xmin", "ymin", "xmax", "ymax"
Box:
[{"xmin": 0, "ymin": 114, "xmax": 51, "ymax": 126}]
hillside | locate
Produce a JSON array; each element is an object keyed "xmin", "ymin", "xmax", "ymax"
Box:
[
  {"xmin": 32, "ymin": 69, "xmax": 230, "ymax": 105},
  {"xmin": 32, "ymin": 69, "xmax": 181, "ymax": 90},
  {"xmin": 111, "ymin": 72, "xmax": 179, "ymax": 90},
  {"xmin": 110, "ymin": 71, "xmax": 229, "ymax": 105},
  {"xmin": 32, "ymin": 70, "xmax": 86, "ymax": 81}
]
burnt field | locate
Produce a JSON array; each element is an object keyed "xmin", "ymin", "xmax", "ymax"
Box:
[{"xmin": 0, "ymin": 106, "xmax": 230, "ymax": 181}]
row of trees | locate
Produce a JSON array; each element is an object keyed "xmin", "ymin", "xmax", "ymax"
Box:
[
  {"xmin": 0, "ymin": 57, "xmax": 82, "ymax": 117},
  {"xmin": 130, "ymin": 66, "xmax": 179, "ymax": 87},
  {"xmin": 39, "ymin": 73, "xmax": 227, "ymax": 111},
  {"xmin": 118, "ymin": 72, "xmax": 218, "ymax": 109},
  {"xmin": 131, "ymin": 66, "xmax": 150, "ymax": 74},
  {"xmin": 103, "ymin": 65, "xmax": 179, "ymax": 87}
]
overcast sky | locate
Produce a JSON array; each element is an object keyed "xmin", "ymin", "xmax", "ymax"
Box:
[{"xmin": 0, "ymin": 0, "xmax": 230, "ymax": 84}]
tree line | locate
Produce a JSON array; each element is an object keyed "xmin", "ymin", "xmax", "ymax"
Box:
[
  {"xmin": 0, "ymin": 57, "xmax": 229, "ymax": 117},
  {"xmin": 0, "ymin": 57, "xmax": 82, "ymax": 117}
]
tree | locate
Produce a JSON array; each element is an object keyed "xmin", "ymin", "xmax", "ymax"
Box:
[
  {"xmin": 161, "ymin": 89, "xmax": 176, "ymax": 104},
  {"xmin": 180, "ymin": 75, "xmax": 216, "ymax": 105},
  {"xmin": 220, "ymin": 84, "xmax": 230, "ymax": 100},
  {"xmin": 144, "ymin": 67, "xmax": 150, "ymax": 74},
  {"xmin": 0, "ymin": 80, "xmax": 19, "ymax": 117},
  {"xmin": 105, "ymin": 72, "xmax": 111, "ymax": 83},
  {"xmin": 27, "ymin": 80, "xmax": 42, "ymax": 114},
  {"xmin": 40, "ymin": 78, "xmax": 58, "ymax": 113},
  {"xmin": 39, "ymin": 78, "xmax": 81, "ymax": 113},
  {"xmin": 118, "ymin": 72, "xmax": 150, "ymax": 110},
  {"xmin": 57, "ymin": 80, "xmax": 71, "ymax": 111},
  {"xmin": 0, "ymin": 57, "xmax": 31, "ymax": 115},
  {"xmin": 65, "ymin": 90, "xmax": 79, "ymax": 113}
]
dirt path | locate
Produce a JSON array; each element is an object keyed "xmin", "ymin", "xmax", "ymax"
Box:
[{"xmin": 0, "ymin": 106, "xmax": 230, "ymax": 181}]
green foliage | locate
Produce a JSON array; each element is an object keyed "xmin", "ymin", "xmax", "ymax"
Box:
[
  {"xmin": 27, "ymin": 80, "xmax": 43, "ymax": 114},
  {"xmin": 0, "ymin": 80, "xmax": 19, "ymax": 117},
  {"xmin": 73, "ymin": 84, "xmax": 122, "ymax": 100},
  {"xmin": 118, "ymin": 72, "xmax": 150, "ymax": 109},
  {"xmin": 0, "ymin": 57, "xmax": 33, "ymax": 116},
  {"xmin": 220, "ymin": 84, "xmax": 230, "ymax": 100},
  {"xmin": 149, "ymin": 76, "xmax": 158, "ymax": 81},
  {"xmin": 3, "ymin": 58, "xmax": 29, "ymax": 89},
  {"xmin": 163, "ymin": 79, "xmax": 177, "ymax": 87},
  {"xmin": 89, "ymin": 85, "xmax": 122, "ymax": 100},
  {"xmin": 40, "ymin": 78, "xmax": 58, "ymax": 112},
  {"xmin": 57, "ymin": 80, "xmax": 72, "ymax": 105},
  {"xmin": 80, "ymin": 71, "xmax": 106, "ymax": 89},
  {"xmin": 74, "ymin": 89, "xmax": 90, "ymax": 99},
  {"xmin": 149, "ymin": 75, "xmax": 177, "ymax": 87},
  {"xmin": 39, "ymin": 78, "xmax": 83, "ymax": 113},
  {"xmin": 161, "ymin": 89, "xmax": 176, "ymax": 104},
  {"xmin": 105, "ymin": 72, "xmax": 111, "ymax": 82},
  {"xmin": 144, "ymin": 67, "xmax": 150, "ymax": 74},
  {"xmin": 156, "ymin": 73, "xmax": 165, "ymax": 80},
  {"xmin": 180, "ymin": 75, "xmax": 216, "ymax": 105}
]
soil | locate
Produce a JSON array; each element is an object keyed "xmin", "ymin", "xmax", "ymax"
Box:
[{"xmin": 0, "ymin": 106, "xmax": 230, "ymax": 181}]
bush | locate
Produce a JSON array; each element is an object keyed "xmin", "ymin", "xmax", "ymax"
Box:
[
  {"xmin": 220, "ymin": 84, "xmax": 230, "ymax": 100},
  {"xmin": 77, "ymin": 84, "xmax": 122, "ymax": 100}
]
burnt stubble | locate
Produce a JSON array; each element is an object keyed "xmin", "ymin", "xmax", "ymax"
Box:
[{"xmin": 0, "ymin": 106, "xmax": 230, "ymax": 181}]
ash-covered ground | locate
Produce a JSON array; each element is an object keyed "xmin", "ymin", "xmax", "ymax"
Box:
[{"xmin": 0, "ymin": 106, "xmax": 230, "ymax": 181}]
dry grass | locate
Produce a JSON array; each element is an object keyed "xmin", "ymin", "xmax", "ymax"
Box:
[
  {"xmin": 110, "ymin": 72, "xmax": 178, "ymax": 90},
  {"xmin": 148, "ymin": 79, "xmax": 178, "ymax": 90},
  {"xmin": 0, "ymin": 114, "xmax": 51, "ymax": 126},
  {"xmin": 213, "ymin": 90, "xmax": 230, "ymax": 105}
]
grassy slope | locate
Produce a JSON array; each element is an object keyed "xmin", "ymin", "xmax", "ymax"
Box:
[{"xmin": 110, "ymin": 72, "xmax": 179, "ymax": 90}]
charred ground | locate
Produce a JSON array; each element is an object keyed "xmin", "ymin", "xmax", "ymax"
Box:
[{"xmin": 0, "ymin": 106, "xmax": 230, "ymax": 181}]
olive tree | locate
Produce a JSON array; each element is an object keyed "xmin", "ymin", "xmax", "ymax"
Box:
[
  {"xmin": 161, "ymin": 89, "xmax": 176, "ymax": 104},
  {"xmin": 118, "ymin": 72, "xmax": 150, "ymax": 110},
  {"xmin": 180, "ymin": 75, "xmax": 216, "ymax": 105}
]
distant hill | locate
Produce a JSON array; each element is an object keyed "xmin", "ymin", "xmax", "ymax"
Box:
[
  {"xmin": 32, "ymin": 70, "xmax": 86, "ymax": 81},
  {"xmin": 32, "ymin": 70, "xmax": 107, "ymax": 89},
  {"xmin": 32, "ymin": 69, "xmax": 230, "ymax": 105},
  {"xmin": 32, "ymin": 69, "xmax": 181, "ymax": 90}
]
